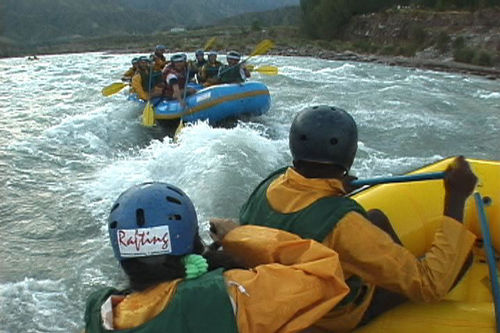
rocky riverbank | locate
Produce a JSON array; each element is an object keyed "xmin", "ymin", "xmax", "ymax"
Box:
[
  {"xmin": 10, "ymin": 7, "xmax": 500, "ymax": 80},
  {"xmin": 270, "ymin": 47, "xmax": 500, "ymax": 79}
]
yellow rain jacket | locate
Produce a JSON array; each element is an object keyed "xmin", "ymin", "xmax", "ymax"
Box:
[
  {"xmin": 122, "ymin": 67, "xmax": 136, "ymax": 81},
  {"xmin": 244, "ymin": 167, "xmax": 477, "ymax": 332},
  {"xmin": 105, "ymin": 225, "xmax": 350, "ymax": 333},
  {"xmin": 131, "ymin": 72, "xmax": 149, "ymax": 101},
  {"xmin": 153, "ymin": 56, "xmax": 167, "ymax": 72}
]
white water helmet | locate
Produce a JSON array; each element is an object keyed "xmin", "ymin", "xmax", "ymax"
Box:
[
  {"xmin": 108, "ymin": 182, "xmax": 198, "ymax": 261},
  {"xmin": 289, "ymin": 105, "xmax": 358, "ymax": 172},
  {"xmin": 155, "ymin": 44, "xmax": 167, "ymax": 52},
  {"xmin": 170, "ymin": 53, "xmax": 187, "ymax": 63},
  {"xmin": 226, "ymin": 51, "xmax": 241, "ymax": 60}
]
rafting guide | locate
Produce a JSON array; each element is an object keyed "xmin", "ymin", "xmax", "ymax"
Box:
[{"xmin": 213, "ymin": 105, "xmax": 480, "ymax": 332}]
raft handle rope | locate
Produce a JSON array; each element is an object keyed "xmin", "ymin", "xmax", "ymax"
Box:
[{"xmin": 474, "ymin": 192, "xmax": 500, "ymax": 333}]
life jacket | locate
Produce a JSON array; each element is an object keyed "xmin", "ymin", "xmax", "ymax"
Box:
[
  {"xmin": 139, "ymin": 70, "xmax": 163, "ymax": 93},
  {"xmin": 163, "ymin": 64, "xmax": 188, "ymax": 98},
  {"xmin": 239, "ymin": 167, "xmax": 368, "ymax": 306},
  {"xmin": 218, "ymin": 64, "xmax": 245, "ymax": 84},
  {"xmin": 153, "ymin": 54, "xmax": 167, "ymax": 72},
  {"xmin": 188, "ymin": 59, "xmax": 206, "ymax": 81},
  {"xmin": 203, "ymin": 61, "xmax": 222, "ymax": 79},
  {"xmin": 84, "ymin": 268, "xmax": 238, "ymax": 333}
]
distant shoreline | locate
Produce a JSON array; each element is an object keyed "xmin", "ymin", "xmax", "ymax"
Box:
[
  {"xmin": 103, "ymin": 45, "xmax": 500, "ymax": 80},
  {"xmin": 268, "ymin": 47, "xmax": 500, "ymax": 80},
  {"xmin": 16, "ymin": 45, "xmax": 500, "ymax": 81}
]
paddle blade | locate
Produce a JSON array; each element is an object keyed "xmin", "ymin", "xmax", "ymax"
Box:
[
  {"xmin": 203, "ymin": 37, "xmax": 217, "ymax": 51},
  {"xmin": 247, "ymin": 65, "xmax": 278, "ymax": 76},
  {"xmin": 142, "ymin": 102, "xmax": 155, "ymax": 127},
  {"xmin": 250, "ymin": 39, "xmax": 275, "ymax": 57},
  {"xmin": 174, "ymin": 120, "xmax": 184, "ymax": 141},
  {"xmin": 102, "ymin": 82, "xmax": 127, "ymax": 96},
  {"xmin": 256, "ymin": 65, "xmax": 278, "ymax": 75}
]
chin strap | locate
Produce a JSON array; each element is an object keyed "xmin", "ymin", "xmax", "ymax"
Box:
[{"xmin": 183, "ymin": 254, "xmax": 209, "ymax": 280}]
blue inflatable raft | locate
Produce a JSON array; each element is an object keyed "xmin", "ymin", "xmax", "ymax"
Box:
[{"xmin": 130, "ymin": 81, "xmax": 271, "ymax": 125}]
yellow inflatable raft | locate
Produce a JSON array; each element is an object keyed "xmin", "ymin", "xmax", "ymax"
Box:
[{"xmin": 351, "ymin": 157, "xmax": 499, "ymax": 332}]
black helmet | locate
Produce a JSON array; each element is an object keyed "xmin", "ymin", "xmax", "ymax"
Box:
[{"xmin": 289, "ymin": 105, "xmax": 358, "ymax": 172}]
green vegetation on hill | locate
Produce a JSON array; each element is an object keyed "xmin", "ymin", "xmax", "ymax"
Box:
[
  {"xmin": 0, "ymin": 0, "xmax": 299, "ymax": 46},
  {"xmin": 1, "ymin": 0, "xmax": 498, "ymax": 70},
  {"xmin": 214, "ymin": 6, "xmax": 300, "ymax": 28},
  {"xmin": 299, "ymin": 0, "xmax": 499, "ymax": 66},
  {"xmin": 300, "ymin": 0, "xmax": 500, "ymax": 39}
]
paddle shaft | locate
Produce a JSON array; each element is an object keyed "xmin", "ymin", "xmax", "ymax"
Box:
[
  {"xmin": 474, "ymin": 193, "xmax": 500, "ymax": 332},
  {"xmin": 351, "ymin": 172, "xmax": 445, "ymax": 187},
  {"xmin": 218, "ymin": 40, "xmax": 274, "ymax": 76}
]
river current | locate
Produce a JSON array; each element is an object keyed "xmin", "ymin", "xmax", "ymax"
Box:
[{"xmin": 0, "ymin": 52, "xmax": 498, "ymax": 332}]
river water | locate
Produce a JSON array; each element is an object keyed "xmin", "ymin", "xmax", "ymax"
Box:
[{"xmin": 0, "ymin": 52, "xmax": 498, "ymax": 332}]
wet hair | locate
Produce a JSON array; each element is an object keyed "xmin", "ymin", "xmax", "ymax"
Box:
[{"xmin": 120, "ymin": 234, "xmax": 246, "ymax": 291}]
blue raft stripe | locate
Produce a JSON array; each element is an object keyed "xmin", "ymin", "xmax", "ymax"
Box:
[{"xmin": 154, "ymin": 89, "xmax": 270, "ymax": 120}]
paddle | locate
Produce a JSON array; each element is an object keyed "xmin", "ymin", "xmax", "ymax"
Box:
[
  {"xmin": 102, "ymin": 82, "xmax": 127, "ymax": 97},
  {"xmin": 246, "ymin": 39, "xmax": 275, "ymax": 60},
  {"xmin": 142, "ymin": 59, "xmax": 156, "ymax": 127},
  {"xmin": 474, "ymin": 192, "xmax": 500, "ymax": 332},
  {"xmin": 218, "ymin": 39, "xmax": 275, "ymax": 77},
  {"xmin": 350, "ymin": 171, "xmax": 445, "ymax": 187},
  {"xmin": 204, "ymin": 37, "xmax": 217, "ymax": 51},
  {"xmin": 246, "ymin": 64, "xmax": 278, "ymax": 75}
]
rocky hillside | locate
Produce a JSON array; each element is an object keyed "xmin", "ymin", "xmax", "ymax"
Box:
[{"xmin": 342, "ymin": 7, "xmax": 500, "ymax": 66}]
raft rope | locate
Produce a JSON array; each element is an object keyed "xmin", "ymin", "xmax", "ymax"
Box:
[{"xmin": 474, "ymin": 192, "xmax": 500, "ymax": 333}]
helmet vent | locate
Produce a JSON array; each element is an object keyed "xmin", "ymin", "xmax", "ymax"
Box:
[
  {"xmin": 167, "ymin": 186, "xmax": 184, "ymax": 197},
  {"xmin": 109, "ymin": 221, "xmax": 117, "ymax": 229},
  {"xmin": 136, "ymin": 209, "xmax": 146, "ymax": 227},
  {"xmin": 166, "ymin": 196, "xmax": 182, "ymax": 205},
  {"xmin": 330, "ymin": 138, "xmax": 338, "ymax": 145},
  {"xmin": 168, "ymin": 214, "xmax": 182, "ymax": 221},
  {"xmin": 110, "ymin": 203, "xmax": 119, "ymax": 213}
]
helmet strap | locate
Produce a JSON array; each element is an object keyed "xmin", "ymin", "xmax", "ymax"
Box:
[{"xmin": 183, "ymin": 254, "xmax": 209, "ymax": 279}]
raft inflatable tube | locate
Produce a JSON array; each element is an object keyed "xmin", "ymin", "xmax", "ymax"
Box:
[
  {"xmin": 130, "ymin": 82, "xmax": 271, "ymax": 124},
  {"xmin": 351, "ymin": 157, "xmax": 499, "ymax": 333}
]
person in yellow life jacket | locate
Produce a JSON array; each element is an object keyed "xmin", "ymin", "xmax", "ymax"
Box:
[
  {"xmin": 220, "ymin": 105, "xmax": 478, "ymax": 332},
  {"xmin": 187, "ymin": 49, "xmax": 207, "ymax": 83},
  {"xmin": 200, "ymin": 51, "xmax": 222, "ymax": 85},
  {"xmin": 121, "ymin": 57, "xmax": 139, "ymax": 82},
  {"xmin": 152, "ymin": 44, "xmax": 168, "ymax": 72},
  {"xmin": 130, "ymin": 56, "xmax": 163, "ymax": 101},
  {"xmin": 217, "ymin": 51, "xmax": 251, "ymax": 84},
  {"xmin": 83, "ymin": 182, "xmax": 350, "ymax": 333}
]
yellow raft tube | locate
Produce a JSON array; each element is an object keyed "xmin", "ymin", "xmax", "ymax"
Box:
[{"xmin": 351, "ymin": 157, "xmax": 499, "ymax": 333}]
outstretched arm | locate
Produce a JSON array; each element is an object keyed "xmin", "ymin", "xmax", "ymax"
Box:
[{"xmin": 221, "ymin": 225, "xmax": 349, "ymax": 333}]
